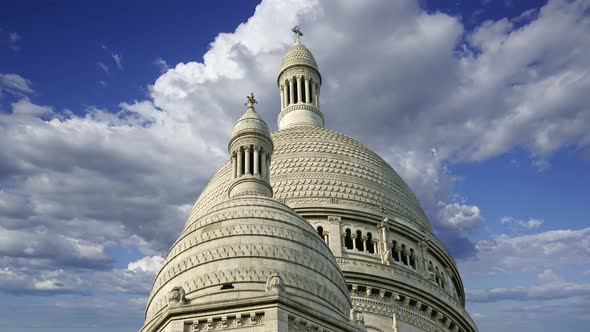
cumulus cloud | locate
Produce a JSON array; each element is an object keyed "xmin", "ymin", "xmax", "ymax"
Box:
[
  {"xmin": 438, "ymin": 202, "xmax": 484, "ymax": 232},
  {"xmin": 127, "ymin": 255, "xmax": 164, "ymax": 273},
  {"xmin": 1, "ymin": 0, "xmax": 589, "ymax": 308},
  {"xmin": 460, "ymin": 227, "xmax": 590, "ymax": 274}
]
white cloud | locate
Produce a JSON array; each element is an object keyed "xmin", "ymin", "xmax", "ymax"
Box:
[
  {"xmin": 461, "ymin": 227, "xmax": 590, "ymax": 274},
  {"xmin": 127, "ymin": 255, "xmax": 164, "ymax": 273},
  {"xmin": 154, "ymin": 57, "xmax": 170, "ymax": 73},
  {"xmin": 467, "ymin": 270, "xmax": 590, "ymax": 303},
  {"xmin": 500, "ymin": 216, "xmax": 544, "ymax": 229},
  {"xmin": 0, "ymin": 73, "xmax": 33, "ymax": 95},
  {"xmin": 438, "ymin": 202, "xmax": 484, "ymax": 232}
]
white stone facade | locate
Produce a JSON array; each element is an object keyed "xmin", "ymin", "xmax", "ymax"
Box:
[{"xmin": 140, "ymin": 29, "xmax": 478, "ymax": 332}]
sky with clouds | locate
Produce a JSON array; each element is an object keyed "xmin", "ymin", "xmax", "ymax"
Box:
[{"xmin": 0, "ymin": 0, "xmax": 589, "ymax": 331}]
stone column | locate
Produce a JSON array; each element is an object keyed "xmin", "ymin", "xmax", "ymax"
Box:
[
  {"xmin": 237, "ymin": 148, "xmax": 243, "ymax": 177},
  {"xmin": 289, "ymin": 79, "xmax": 294, "ymax": 105},
  {"xmin": 231, "ymin": 152, "xmax": 237, "ymax": 179},
  {"xmin": 311, "ymin": 82, "xmax": 317, "ymax": 106},
  {"xmin": 280, "ymin": 86, "xmax": 284, "ymax": 108},
  {"xmin": 296, "ymin": 76, "xmax": 302, "ymax": 103},
  {"xmin": 261, "ymin": 152, "xmax": 267, "ymax": 180},
  {"xmin": 244, "ymin": 146, "xmax": 251, "ymax": 175},
  {"xmin": 253, "ymin": 147, "xmax": 260, "ymax": 175},
  {"xmin": 283, "ymin": 84, "xmax": 288, "ymax": 107},
  {"xmin": 315, "ymin": 83, "xmax": 320, "ymax": 106},
  {"xmin": 352, "ymin": 234, "xmax": 357, "ymax": 250},
  {"xmin": 418, "ymin": 240, "xmax": 428, "ymax": 272},
  {"xmin": 304, "ymin": 78, "xmax": 310, "ymax": 103},
  {"xmin": 379, "ymin": 218, "xmax": 389, "ymax": 255}
]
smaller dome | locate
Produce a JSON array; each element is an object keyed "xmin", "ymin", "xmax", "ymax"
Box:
[
  {"xmin": 279, "ymin": 39, "xmax": 319, "ymax": 76},
  {"xmin": 144, "ymin": 196, "xmax": 352, "ymax": 325},
  {"xmin": 230, "ymin": 107, "xmax": 270, "ymax": 139}
]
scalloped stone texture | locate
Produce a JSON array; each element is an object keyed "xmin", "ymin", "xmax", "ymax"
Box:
[
  {"xmin": 187, "ymin": 126, "xmax": 430, "ymax": 231},
  {"xmin": 280, "ymin": 39, "xmax": 319, "ymax": 74}
]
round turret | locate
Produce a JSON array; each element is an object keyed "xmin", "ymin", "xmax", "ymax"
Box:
[
  {"xmin": 227, "ymin": 93, "xmax": 274, "ymax": 198},
  {"xmin": 277, "ymin": 26, "xmax": 323, "ymax": 130}
]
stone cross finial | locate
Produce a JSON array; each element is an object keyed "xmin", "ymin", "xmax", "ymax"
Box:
[
  {"xmin": 292, "ymin": 26, "xmax": 303, "ymax": 41},
  {"xmin": 245, "ymin": 92, "xmax": 257, "ymax": 109}
]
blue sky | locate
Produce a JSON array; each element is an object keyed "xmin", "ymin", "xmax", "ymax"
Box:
[{"xmin": 1, "ymin": 1, "xmax": 589, "ymax": 332}]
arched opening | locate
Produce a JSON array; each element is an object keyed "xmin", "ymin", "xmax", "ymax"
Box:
[
  {"xmin": 293, "ymin": 78, "xmax": 298, "ymax": 103},
  {"xmin": 248, "ymin": 145, "xmax": 254, "ymax": 175},
  {"xmin": 366, "ymin": 232, "xmax": 375, "ymax": 254},
  {"xmin": 355, "ymin": 230, "xmax": 364, "ymax": 252},
  {"xmin": 285, "ymin": 80, "xmax": 290, "ymax": 105},
  {"xmin": 309, "ymin": 80, "xmax": 314, "ymax": 104},
  {"xmin": 344, "ymin": 228, "xmax": 353, "ymax": 249},
  {"xmin": 401, "ymin": 244, "xmax": 408, "ymax": 265},
  {"xmin": 392, "ymin": 240, "xmax": 400, "ymax": 262},
  {"xmin": 317, "ymin": 226, "xmax": 324, "ymax": 237},
  {"xmin": 435, "ymin": 266, "xmax": 441, "ymax": 286},
  {"xmin": 240, "ymin": 148, "xmax": 246, "ymax": 175}
]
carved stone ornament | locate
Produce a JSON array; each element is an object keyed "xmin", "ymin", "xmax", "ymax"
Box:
[
  {"xmin": 350, "ymin": 308, "xmax": 365, "ymax": 325},
  {"xmin": 168, "ymin": 286, "xmax": 188, "ymax": 306},
  {"xmin": 381, "ymin": 249, "xmax": 392, "ymax": 265},
  {"xmin": 265, "ymin": 273, "xmax": 285, "ymax": 292}
]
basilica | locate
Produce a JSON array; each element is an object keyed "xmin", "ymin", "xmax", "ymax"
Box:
[{"xmin": 140, "ymin": 28, "xmax": 478, "ymax": 332}]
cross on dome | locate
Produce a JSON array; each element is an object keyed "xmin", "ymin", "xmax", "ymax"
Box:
[
  {"xmin": 245, "ymin": 92, "xmax": 257, "ymax": 109},
  {"xmin": 291, "ymin": 25, "xmax": 303, "ymax": 41}
]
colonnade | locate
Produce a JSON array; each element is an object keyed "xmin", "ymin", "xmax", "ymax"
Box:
[
  {"xmin": 280, "ymin": 75, "xmax": 319, "ymax": 108},
  {"xmin": 231, "ymin": 145, "xmax": 270, "ymax": 180}
]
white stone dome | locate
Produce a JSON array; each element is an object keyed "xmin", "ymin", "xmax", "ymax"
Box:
[
  {"xmin": 144, "ymin": 195, "xmax": 351, "ymax": 326},
  {"xmin": 188, "ymin": 126, "xmax": 431, "ymax": 231},
  {"xmin": 279, "ymin": 39, "xmax": 320, "ymax": 80},
  {"xmin": 230, "ymin": 107, "xmax": 271, "ymax": 142}
]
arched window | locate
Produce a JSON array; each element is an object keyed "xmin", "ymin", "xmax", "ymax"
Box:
[
  {"xmin": 344, "ymin": 228, "xmax": 353, "ymax": 249},
  {"xmin": 392, "ymin": 240, "xmax": 400, "ymax": 262},
  {"xmin": 317, "ymin": 226, "xmax": 324, "ymax": 237},
  {"xmin": 401, "ymin": 244, "xmax": 408, "ymax": 265},
  {"xmin": 366, "ymin": 232, "xmax": 375, "ymax": 254},
  {"xmin": 355, "ymin": 230, "xmax": 364, "ymax": 252}
]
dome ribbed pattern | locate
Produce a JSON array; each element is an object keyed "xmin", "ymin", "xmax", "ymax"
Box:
[
  {"xmin": 145, "ymin": 196, "xmax": 351, "ymax": 325},
  {"xmin": 279, "ymin": 40, "xmax": 319, "ymax": 74},
  {"xmin": 187, "ymin": 126, "xmax": 431, "ymax": 231}
]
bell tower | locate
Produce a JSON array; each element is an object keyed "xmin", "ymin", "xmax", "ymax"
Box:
[{"xmin": 277, "ymin": 26, "xmax": 324, "ymax": 129}]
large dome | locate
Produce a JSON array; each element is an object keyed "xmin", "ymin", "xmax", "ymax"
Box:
[
  {"xmin": 145, "ymin": 195, "xmax": 351, "ymax": 328},
  {"xmin": 187, "ymin": 126, "xmax": 431, "ymax": 231}
]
